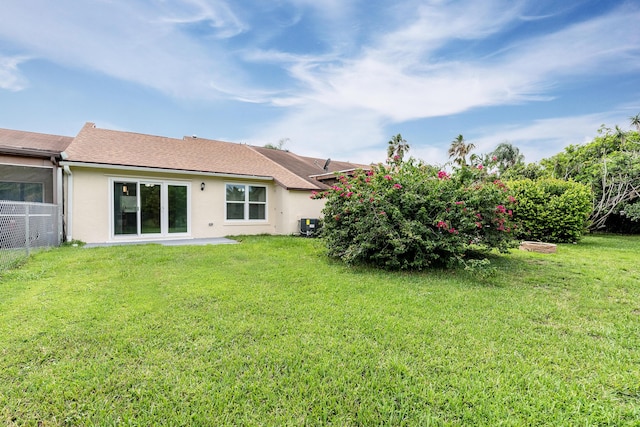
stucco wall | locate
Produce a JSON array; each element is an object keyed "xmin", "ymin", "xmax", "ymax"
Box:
[
  {"xmin": 276, "ymin": 189, "xmax": 325, "ymax": 235},
  {"xmin": 65, "ymin": 166, "xmax": 324, "ymax": 243}
]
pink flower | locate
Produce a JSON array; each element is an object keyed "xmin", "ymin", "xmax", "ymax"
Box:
[
  {"xmin": 455, "ymin": 201, "xmax": 464, "ymax": 205},
  {"xmin": 475, "ymin": 222, "xmax": 483, "ymax": 228},
  {"xmin": 393, "ymin": 155, "xmax": 400, "ymax": 161},
  {"xmin": 437, "ymin": 221, "xmax": 448, "ymax": 229},
  {"xmin": 393, "ymin": 183, "xmax": 402, "ymax": 189},
  {"xmin": 366, "ymin": 170, "xmax": 374, "ymax": 176},
  {"xmin": 477, "ymin": 164, "xmax": 484, "ymax": 170},
  {"xmin": 448, "ymin": 228, "xmax": 459, "ymax": 234},
  {"xmin": 476, "ymin": 213, "xmax": 483, "ymax": 219},
  {"xmin": 493, "ymin": 179, "xmax": 506, "ymax": 189},
  {"xmin": 492, "ymin": 156, "xmax": 498, "ymax": 161},
  {"xmin": 508, "ymin": 195, "xmax": 516, "ymax": 203},
  {"xmin": 437, "ymin": 170, "xmax": 450, "ymax": 179},
  {"xmin": 365, "ymin": 177, "xmax": 371, "ymax": 183},
  {"xmin": 496, "ymin": 205, "xmax": 506, "ymax": 214},
  {"xmin": 384, "ymin": 175, "xmax": 392, "ymax": 180},
  {"xmin": 379, "ymin": 211, "xmax": 386, "ymax": 215}
]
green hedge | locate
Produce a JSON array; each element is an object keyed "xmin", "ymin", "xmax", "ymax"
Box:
[{"xmin": 509, "ymin": 178, "xmax": 592, "ymax": 243}]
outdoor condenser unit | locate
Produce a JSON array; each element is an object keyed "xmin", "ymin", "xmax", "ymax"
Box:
[{"xmin": 300, "ymin": 218, "xmax": 319, "ymax": 237}]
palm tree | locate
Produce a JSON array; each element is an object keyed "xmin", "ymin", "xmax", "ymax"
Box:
[
  {"xmin": 387, "ymin": 134, "xmax": 410, "ymax": 161},
  {"xmin": 448, "ymin": 134, "xmax": 475, "ymax": 167},
  {"xmin": 492, "ymin": 142, "xmax": 524, "ymax": 173},
  {"xmin": 614, "ymin": 125, "xmax": 627, "ymax": 147},
  {"xmin": 630, "ymin": 113, "xmax": 640, "ymax": 132}
]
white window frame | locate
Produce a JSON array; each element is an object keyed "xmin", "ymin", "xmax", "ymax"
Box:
[
  {"xmin": 225, "ymin": 183, "xmax": 267, "ymax": 222},
  {"xmin": 109, "ymin": 177, "xmax": 191, "ymax": 238}
]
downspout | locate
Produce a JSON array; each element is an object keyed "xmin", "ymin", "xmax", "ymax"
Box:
[
  {"xmin": 63, "ymin": 165, "xmax": 73, "ymax": 242},
  {"xmin": 57, "ymin": 166, "xmax": 64, "ymax": 244}
]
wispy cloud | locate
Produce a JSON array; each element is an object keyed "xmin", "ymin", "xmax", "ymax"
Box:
[
  {"xmin": 469, "ymin": 111, "xmax": 636, "ymax": 163},
  {"xmin": 154, "ymin": 0, "xmax": 247, "ymax": 39},
  {"xmin": 0, "ymin": 0, "xmax": 248, "ymax": 98},
  {"xmin": 250, "ymin": 1, "xmax": 640, "ymax": 161},
  {"xmin": 0, "ymin": 55, "xmax": 29, "ymax": 91}
]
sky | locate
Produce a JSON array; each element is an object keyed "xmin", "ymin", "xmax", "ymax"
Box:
[{"xmin": 1, "ymin": 0, "xmax": 639, "ymax": 166}]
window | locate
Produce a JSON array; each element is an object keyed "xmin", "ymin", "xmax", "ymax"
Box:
[
  {"xmin": 0, "ymin": 182, "xmax": 44, "ymax": 202},
  {"xmin": 226, "ymin": 184, "xmax": 267, "ymax": 220}
]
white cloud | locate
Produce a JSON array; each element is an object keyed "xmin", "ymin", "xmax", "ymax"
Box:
[
  {"xmin": 154, "ymin": 0, "xmax": 247, "ymax": 39},
  {"xmin": 250, "ymin": 1, "xmax": 640, "ymax": 163},
  {"xmin": 0, "ymin": 0, "xmax": 248, "ymax": 98},
  {"xmin": 469, "ymin": 111, "xmax": 633, "ymax": 164},
  {"xmin": 0, "ymin": 55, "xmax": 29, "ymax": 91},
  {"xmin": 271, "ymin": 2, "xmax": 640, "ymax": 120},
  {"xmin": 246, "ymin": 104, "xmax": 387, "ymax": 163}
]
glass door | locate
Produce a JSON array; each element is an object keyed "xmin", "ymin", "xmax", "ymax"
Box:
[
  {"xmin": 168, "ymin": 184, "xmax": 188, "ymax": 233},
  {"xmin": 140, "ymin": 183, "xmax": 161, "ymax": 235},
  {"xmin": 114, "ymin": 181, "xmax": 138, "ymax": 235},
  {"xmin": 112, "ymin": 180, "xmax": 189, "ymax": 238}
]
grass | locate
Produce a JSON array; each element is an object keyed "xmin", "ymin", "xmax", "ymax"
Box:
[{"xmin": 1, "ymin": 234, "xmax": 639, "ymax": 426}]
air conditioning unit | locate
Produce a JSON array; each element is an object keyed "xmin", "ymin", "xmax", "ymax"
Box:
[{"xmin": 299, "ymin": 218, "xmax": 320, "ymax": 237}]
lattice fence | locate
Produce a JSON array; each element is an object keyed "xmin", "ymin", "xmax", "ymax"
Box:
[{"xmin": 0, "ymin": 201, "xmax": 62, "ymax": 271}]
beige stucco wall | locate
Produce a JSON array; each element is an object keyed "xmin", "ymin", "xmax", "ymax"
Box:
[
  {"xmin": 274, "ymin": 188, "xmax": 325, "ymax": 235},
  {"xmin": 64, "ymin": 166, "xmax": 326, "ymax": 243}
]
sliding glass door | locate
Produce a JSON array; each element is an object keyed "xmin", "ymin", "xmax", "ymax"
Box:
[
  {"xmin": 113, "ymin": 180, "xmax": 189, "ymax": 238},
  {"xmin": 114, "ymin": 181, "xmax": 138, "ymax": 235},
  {"xmin": 141, "ymin": 183, "xmax": 161, "ymax": 234},
  {"xmin": 168, "ymin": 184, "xmax": 188, "ymax": 233}
]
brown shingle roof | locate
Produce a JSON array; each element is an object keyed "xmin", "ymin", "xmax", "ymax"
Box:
[
  {"xmin": 63, "ymin": 123, "xmax": 326, "ymax": 190},
  {"xmin": 0, "ymin": 127, "xmax": 73, "ymax": 157},
  {"xmin": 250, "ymin": 146, "xmax": 370, "ymax": 189}
]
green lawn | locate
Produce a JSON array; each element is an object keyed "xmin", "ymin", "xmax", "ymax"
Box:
[{"xmin": 1, "ymin": 235, "xmax": 639, "ymax": 426}]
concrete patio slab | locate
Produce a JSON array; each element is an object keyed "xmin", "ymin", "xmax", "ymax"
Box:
[{"xmin": 84, "ymin": 237, "xmax": 238, "ymax": 248}]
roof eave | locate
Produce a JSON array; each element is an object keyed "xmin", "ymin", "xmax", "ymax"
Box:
[
  {"xmin": 59, "ymin": 161, "xmax": 274, "ymax": 181},
  {"xmin": 0, "ymin": 146, "xmax": 61, "ymax": 159}
]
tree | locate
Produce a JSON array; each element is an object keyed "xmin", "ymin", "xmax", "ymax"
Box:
[
  {"xmin": 539, "ymin": 125, "xmax": 640, "ymax": 230},
  {"xmin": 387, "ymin": 134, "xmax": 410, "ymax": 161},
  {"xmin": 264, "ymin": 137, "xmax": 289, "ymax": 150},
  {"xmin": 630, "ymin": 113, "xmax": 640, "ymax": 132},
  {"xmin": 448, "ymin": 134, "xmax": 475, "ymax": 167},
  {"xmin": 615, "ymin": 125, "xmax": 627, "ymax": 146},
  {"xmin": 491, "ymin": 142, "xmax": 525, "ymax": 174}
]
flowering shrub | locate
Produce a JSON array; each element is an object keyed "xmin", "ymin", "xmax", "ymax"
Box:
[
  {"xmin": 314, "ymin": 159, "xmax": 518, "ymax": 270},
  {"xmin": 508, "ymin": 178, "xmax": 592, "ymax": 243}
]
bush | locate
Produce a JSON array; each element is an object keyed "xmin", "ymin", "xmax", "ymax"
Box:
[
  {"xmin": 315, "ymin": 160, "xmax": 518, "ymax": 270},
  {"xmin": 508, "ymin": 178, "xmax": 592, "ymax": 243}
]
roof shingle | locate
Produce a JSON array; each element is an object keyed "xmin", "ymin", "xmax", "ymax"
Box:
[
  {"xmin": 63, "ymin": 123, "xmax": 348, "ymax": 190},
  {"xmin": 0, "ymin": 127, "xmax": 73, "ymax": 156}
]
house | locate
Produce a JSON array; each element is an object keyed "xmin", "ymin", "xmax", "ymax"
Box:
[
  {"xmin": 0, "ymin": 128, "xmax": 72, "ymax": 204},
  {"xmin": 58, "ymin": 123, "xmax": 368, "ymax": 244}
]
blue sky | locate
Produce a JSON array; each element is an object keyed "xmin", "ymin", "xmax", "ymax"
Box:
[{"xmin": 1, "ymin": 0, "xmax": 639, "ymax": 165}]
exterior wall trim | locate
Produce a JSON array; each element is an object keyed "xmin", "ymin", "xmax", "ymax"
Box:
[{"xmin": 60, "ymin": 161, "xmax": 274, "ymax": 182}]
